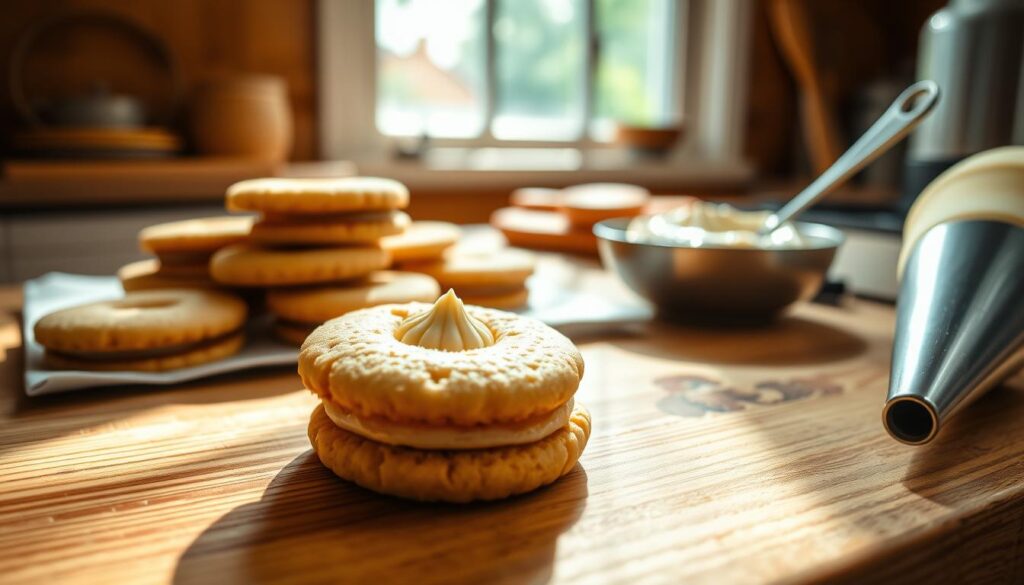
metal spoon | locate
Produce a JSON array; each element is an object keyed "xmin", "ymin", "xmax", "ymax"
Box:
[{"xmin": 760, "ymin": 80, "xmax": 941, "ymax": 236}]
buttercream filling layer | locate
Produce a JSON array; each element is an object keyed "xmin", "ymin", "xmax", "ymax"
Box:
[{"xmin": 323, "ymin": 398, "xmax": 574, "ymax": 450}]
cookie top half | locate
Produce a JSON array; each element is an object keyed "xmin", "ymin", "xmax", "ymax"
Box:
[
  {"xmin": 227, "ymin": 177, "xmax": 409, "ymax": 214},
  {"xmin": 298, "ymin": 297, "xmax": 584, "ymax": 426},
  {"xmin": 34, "ymin": 289, "xmax": 247, "ymax": 352}
]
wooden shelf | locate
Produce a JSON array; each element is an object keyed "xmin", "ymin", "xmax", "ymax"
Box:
[{"xmin": 0, "ymin": 158, "xmax": 356, "ymax": 210}]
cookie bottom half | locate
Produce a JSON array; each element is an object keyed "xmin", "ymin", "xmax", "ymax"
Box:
[{"xmin": 308, "ymin": 402, "xmax": 591, "ymax": 502}]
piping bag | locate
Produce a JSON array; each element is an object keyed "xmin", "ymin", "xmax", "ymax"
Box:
[{"xmin": 884, "ymin": 147, "xmax": 1024, "ymax": 445}]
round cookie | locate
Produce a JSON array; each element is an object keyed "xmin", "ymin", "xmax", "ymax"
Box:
[
  {"xmin": 380, "ymin": 221, "xmax": 460, "ymax": 263},
  {"xmin": 266, "ymin": 271, "xmax": 440, "ymax": 324},
  {"xmin": 460, "ymin": 287, "xmax": 529, "ymax": 310},
  {"xmin": 510, "ymin": 187, "xmax": 563, "ymax": 211},
  {"xmin": 308, "ymin": 401, "xmax": 591, "ymax": 502},
  {"xmin": 34, "ymin": 289, "xmax": 247, "ymax": 353},
  {"xmin": 118, "ymin": 260, "xmax": 216, "ymax": 292},
  {"xmin": 250, "ymin": 211, "xmax": 411, "ymax": 245},
  {"xmin": 43, "ymin": 333, "xmax": 244, "ymax": 372},
  {"xmin": 210, "ymin": 244, "xmax": 390, "ymax": 287},
  {"xmin": 561, "ymin": 182, "xmax": 649, "ymax": 227},
  {"xmin": 298, "ymin": 302, "xmax": 584, "ymax": 426},
  {"xmin": 139, "ymin": 216, "xmax": 253, "ymax": 255},
  {"xmin": 401, "ymin": 248, "xmax": 535, "ymax": 288},
  {"xmin": 227, "ymin": 177, "xmax": 409, "ymax": 214}
]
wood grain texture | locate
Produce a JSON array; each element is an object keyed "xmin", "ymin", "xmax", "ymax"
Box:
[{"xmin": 1, "ymin": 257, "xmax": 1023, "ymax": 584}]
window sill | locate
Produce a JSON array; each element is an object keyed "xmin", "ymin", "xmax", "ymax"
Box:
[{"xmin": 354, "ymin": 147, "xmax": 755, "ymax": 193}]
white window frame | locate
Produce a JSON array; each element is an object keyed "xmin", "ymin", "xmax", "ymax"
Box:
[{"xmin": 318, "ymin": 0, "xmax": 754, "ymax": 186}]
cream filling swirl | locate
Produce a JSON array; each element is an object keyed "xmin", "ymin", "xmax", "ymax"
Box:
[
  {"xmin": 323, "ymin": 399, "xmax": 574, "ymax": 450},
  {"xmin": 395, "ymin": 289, "xmax": 494, "ymax": 351}
]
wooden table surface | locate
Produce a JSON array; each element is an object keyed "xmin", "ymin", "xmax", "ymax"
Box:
[{"xmin": 1, "ymin": 259, "xmax": 1023, "ymax": 585}]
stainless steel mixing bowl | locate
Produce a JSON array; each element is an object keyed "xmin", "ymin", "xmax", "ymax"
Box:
[{"xmin": 594, "ymin": 218, "xmax": 844, "ymax": 321}]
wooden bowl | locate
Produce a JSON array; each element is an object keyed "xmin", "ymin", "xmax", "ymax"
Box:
[{"xmin": 613, "ymin": 124, "xmax": 684, "ymax": 153}]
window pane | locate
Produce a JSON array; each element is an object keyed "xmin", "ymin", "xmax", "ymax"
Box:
[
  {"xmin": 376, "ymin": 0, "xmax": 487, "ymax": 138},
  {"xmin": 493, "ymin": 0, "xmax": 586, "ymax": 141},
  {"xmin": 593, "ymin": 0, "xmax": 677, "ymax": 137}
]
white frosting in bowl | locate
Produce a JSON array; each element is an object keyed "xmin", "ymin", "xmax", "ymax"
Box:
[{"xmin": 625, "ymin": 202, "xmax": 809, "ymax": 249}]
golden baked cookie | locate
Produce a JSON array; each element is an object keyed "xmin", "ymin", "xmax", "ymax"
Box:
[
  {"xmin": 34, "ymin": 289, "xmax": 247, "ymax": 371},
  {"xmin": 35, "ymin": 289, "xmax": 247, "ymax": 352},
  {"xmin": 210, "ymin": 244, "xmax": 390, "ymax": 287},
  {"xmin": 43, "ymin": 333, "xmax": 244, "ymax": 372},
  {"xmin": 118, "ymin": 260, "xmax": 216, "ymax": 292},
  {"xmin": 460, "ymin": 286, "xmax": 529, "ymax": 310},
  {"xmin": 308, "ymin": 401, "xmax": 591, "ymax": 502},
  {"xmin": 250, "ymin": 211, "xmax": 411, "ymax": 246},
  {"xmin": 273, "ymin": 320, "xmax": 315, "ymax": 346},
  {"xmin": 139, "ymin": 216, "xmax": 253, "ymax": 255},
  {"xmin": 561, "ymin": 183, "xmax": 649, "ymax": 227},
  {"xmin": 227, "ymin": 177, "xmax": 409, "ymax": 214},
  {"xmin": 380, "ymin": 221, "xmax": 461, "ymax": 263},
  {"xmin": 401, "ymin": 248, "xmax": 535, "ymax": 288},
  {"xmin": 298, "ymin": 301, "xmax": 584, "ymax": 426},
  {"xmin": 266, "ymin": 271, "xmax": 440, "ymax": 324}
]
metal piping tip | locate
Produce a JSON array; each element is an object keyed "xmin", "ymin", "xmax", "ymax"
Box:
[
  {"xmin": 882, "ymin": 396, "xmax": 939, "ymax": 445},
  {"xmin": 885, "ymin": 220, "xmax": 1024, "ymax": 445}
]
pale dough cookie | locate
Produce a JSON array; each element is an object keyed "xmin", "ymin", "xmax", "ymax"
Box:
[
  {"xmin": 401, "ymin": 248, "xmax": 535, "ymax": 288},
  {"xmin": 210, "ymin": 244, "xmax": 390, "ymax": 287},
  {"xmin": 308, "ymin": 401, "xmax": 591, "ymax": 502},
  {"xmin": 298, "ymin": 302, "xmax": 584, "ymax": 426},
  {"xmin": 250, "ymin": 211, "xmax": 411, "ymax": 246},
  {"xmin": 118, "ymin": 260, "xmax": 216, "ymax": 292},
  {"xmin": 266, "ymin": 271, "xmax": 440, "ymax": 324},
  {"xmin": 273, "ymin": 320, "xmax": 315, "ymax": 346},
  {"xmin": 227, "ymin": 177, "xmax": 409, "ymax": 214},
  {"xmin": 139, "ymin": 216, "xmax": 253, "ymax": 255},
  {"xmin": 380, "ymin": 221, "xmax": 460, "ymax": 263},
  {"xmin": 34, "ymin": 289, "xmax": 247, "ymax": 353},
  {"xmin": 561, "ymin": 183, "xmax": 649, "ymax": 227},
  {"xmin": 43, "ymin": 333, "xmax": 244, "ymax": 372},
  {"xmin": 460, "ymin": 286, "xmax": 529, "ymax": 310}
]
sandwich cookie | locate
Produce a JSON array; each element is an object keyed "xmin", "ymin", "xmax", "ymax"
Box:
[
  {"xmin": 250, "ymin": 210, "xmax": 411, "ymax": 246},
  {"xmin": 34, "ymin": 289, "xmax": 247, "ymax": 372},
  {"xmin": 227, "ymin": 177, "xmax": 409, "ymax": 214},
  {"xmin": 380, "ymin": 221, "xmax": 461, "ymax": 263},
  {"xmin": 400, "ymin": 248, "xmax": 535, "ymax": 309},
  {"xmin": 302, "ymin": 290, "xmax": 590, "ymax": 502},
  {"xmin": 266, "ymin": 271, "xmax": 440, "ymax": 345},
  {"xmin": 210, "ymin": 244, "xmax": 390, "ymax": 287}
]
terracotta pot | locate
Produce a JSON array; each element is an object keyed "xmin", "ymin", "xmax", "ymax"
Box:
[{"xmin": 190, "ymin": 75, "xmax": 292, "ymax": 161}]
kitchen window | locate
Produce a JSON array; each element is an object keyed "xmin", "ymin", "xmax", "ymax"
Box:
[{"xmin": 319, "ymin": 0, "xmax": 754, "ymax": 183}]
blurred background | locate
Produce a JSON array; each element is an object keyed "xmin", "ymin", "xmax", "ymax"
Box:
[{"xmin": 0, "ymin": 0, "xmax": 1004, "ymax": 291}]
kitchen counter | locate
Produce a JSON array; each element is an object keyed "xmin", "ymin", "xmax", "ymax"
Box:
[{"xmin": 1, "ymin": 256, "xmax": 1022, "ymax": 584}]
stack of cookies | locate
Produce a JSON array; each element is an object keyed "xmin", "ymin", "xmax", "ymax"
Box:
[
  {"xmin": 400, "ymin": 247, "xmax": 536, "ymax": 309},
  {"xmin": 211, "ymin": 177, "xmax": 455, "ymax": 344},
  {"xmin": 121, "ymin": 216, "xmax": 253, "ymax": 292},
  {"xmin": 301, "ymin": 290, "xmax": 591, "ymax": 502}
]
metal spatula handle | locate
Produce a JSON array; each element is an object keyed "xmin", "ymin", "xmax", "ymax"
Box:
[{"xmin": 761, "ymin": 80, "xmax": 940, "ymax": 235}]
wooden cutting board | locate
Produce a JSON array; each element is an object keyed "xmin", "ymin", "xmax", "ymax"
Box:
[{"xmin": 1, "ymin": 260, "xmax": 1023, "ymax": 584}]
